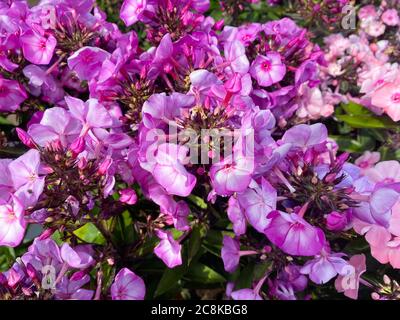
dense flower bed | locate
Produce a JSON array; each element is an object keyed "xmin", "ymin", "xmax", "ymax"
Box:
[{"xmin": 0, "ymin": 0, "xmax": 400, "ymax": 300}]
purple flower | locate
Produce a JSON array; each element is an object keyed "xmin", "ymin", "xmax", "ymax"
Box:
[
  {"xmin": 28, "ymin": 107, "xmax": 81, "ymax": 147},
  {"xmin": 61, "ymin": 243, "xmax": 94, "ymax": 269},
  {"xmin": 352, "ymin": 184, "xmax": 400, "ymax": 228},
  {"xmin": 8, "ymin": 149, "xmax": 45, "ymax": 208},
  {"xmin": 237, "ymin": 178, "xmax": 276, "ymax": 233},
  {"xmin": 210, "ymin": 154, "xmax": 254, "ymax": 196},
  {"xmin": 120, "ymin": 0, "xmax": 147, "ymax": 26},
  {"xmin": 227, "ymin": 196, "xmax": 246, "ymax": 236},
  {"xmin": 264, "ymin": 211, "xmax": 325, "ymax": 256},
  {"xmin": 55, "ymin": 272, "xmax": 94, "ymax": 300},
  {"xmin": 65, "ymin": 96, "xmax": 113, "ymax": 131},
  {"xmin": 119, "ymin": 188, "xmax": 138, "ymax": 205},
  {"xmin": 224, "ymin": 40, "xmax": 249, "ymax": 75},
  {"xmin": 0, "ymin": 196, "xmax": 26, "ymax": 247},
  {"xmin": 68, "ymin": 47, "xmax": 111, "ymax": 81},
  {"xmin": 221, "ymin": 236, "xmax": 240, "ymax": 273},
  {"xmin": 111, "ymin": 268, "xmax": 146, "ymax": 300},
  {"xmin": 300, "ymin": 248, "xmax": 351, "ymax": 284},
  {"xmin": 231, "ymin": 288, "xmax": 262, "ymax": 300},
  {"xmin": 250, "ymin": 53, "xmax": 286, "ymax": 87},
  {"xmin": 0, "ymin": 77, "xmax": 28, "ymax": 112},
  {"xmin": 20, "ymin": 29, "xmax": 57, "ymax": 65},
  {"xmin": 154, "ymin": 229, "xmax": 182, "ymax": 268},
  {"xmin": 149, "ymin": 143, "xmax": 196, "ymax": 197},
  {"xmin": 281, "ymin": 123, "xmax": 328, "ymax": 150},
  {"xmin": 325, "ymin": 211, "xmax": 349, "ymax": 231}
]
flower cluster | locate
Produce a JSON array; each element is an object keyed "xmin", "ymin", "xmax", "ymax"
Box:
[
  {"xmin": 322, "ymin": 1, "xmax": 400, "ymax": 121},
  {"xmin": 0, "ymin": 0, "xmax": 400, "ymax": 301}
]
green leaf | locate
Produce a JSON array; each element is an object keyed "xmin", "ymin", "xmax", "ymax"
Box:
[
  {"xmin": 187, "ymin": 226, "xmax": 204, "ymax": 264},
  {"xmin": 114, "ymin": 210, "xmax": 135, "ymax": 245},
  {"xmin": 186, "ymin": 262, "xmax": 225, "ymax": 283},
  {"xmin": 336, "ymin": 114, "xmax": 398, "ymax": 129},
  {"xmin": 341, "ymin": 102, "xmax": 371, "ymax": 116},
  {"xmin": 0, "ymin": 116, "xmax": 13, "ymax": 125},
  {"xmin": 235, "ymin": 264, "xmax": 254, "ymax": 290},
  {"xmin": 74, "ymin": 223, "xmax": 106, "ymax": 245},
  {"xmin": 154, "ymin": 265, "xmax": 187, "ymax": 297},
  {"xmin": 188, "ymin": 195, "xmax": 207, "ymax": 209}
]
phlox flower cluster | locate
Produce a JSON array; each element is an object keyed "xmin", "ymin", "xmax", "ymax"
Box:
[{"xmin": 0, "ymin": 0, "xmax": 399, "ymax": 301}]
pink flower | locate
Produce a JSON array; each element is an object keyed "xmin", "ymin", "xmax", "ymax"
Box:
[
  {"xmin": 224, "ymin": 40, "xmax": 249, "ymax": 75},
  {"xmin": 111, "ymin": 268, "xmax": 146, "ymax": 300},
  {"xmin": 264, "ymin": 211, "xmax": 325, "ymax": 256},
  {"xmin": 0, "ymin": 77, "xmax": 28, "ymax": 112},
  {"xmin": 237, "ymin": 178, "xmax": 276, "ymax": 233},
  {"xmin": 227, "ymin": 196, "xmax": 246, "ymax": 236},
  {"xmin": 381, "ymin": 9, "xmax": 399, "ymax": 26},
  {"xmin": 154, "ymin": 229, "xmax": 182, "ymax": 268},
  {"xmin": 119, "ymin": 188, "xmax": 138, "ymax": 205},
  {"xmin": 61, "ymin": 243, "xmax": 94, "ymax": 269},
  {"xmin": 354, "ymin": 220, "xmax": 400, "ymax": 269},
  {"xmin": 28, "ymin": 107, "xmax": 81, "ymax": 147},
  {"xmin": 0, "ymin": 197, "xmax": 26, "ymax": 247},
  {"xmin": 8, "ymin": 149, "xmax": 45, "ymax": 208},
  {"xmin": 371, "ymin": 81, "xmax": 400, "ymax": 121},
  {"xmin": 210, "ymin": 154, "xmax": 254, "ymax": 196},
  {"xmin": 120, "ymin": 0, "xmax": 147, "ymax": 26},
  {"xmin": 355, "ymin": 151, "xmax": 380, "ymax": 172},
  {"xmin": 68, "ymin": 47, "xmax": 111, "ymax": 81},
  {"xmin": 221, "ymin": 236, "xmax": 240, "ymax": 273},
  {"xmin": 249, "ymin": 53, "xmax": 286, "ymax": 87},
  {"xmin": 300, "ymin": 247, "xmax": 350, "ymax": 284},
  {"xmin": 20, "ymin": 29, "xmax": 57, "ymax": 65},
  {"xmin": 149, "ymin": 143, "xmax": 196, "ymax": 197},
  {"xmin": 364, "ymin": 160, "xmax": 400, "ymax": 184},
  {"xmin": 65, "ymin": 96, "xmax": 113, "ymax": 131},
  {"xmin": 335, "ymin": 254, "xmax": 366, "ymax": 300}
]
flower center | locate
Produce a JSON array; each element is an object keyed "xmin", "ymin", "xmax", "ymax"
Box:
[
  {"xmin": 391, "ymin": 93, "xmax": 400, "ymax": 104},
  {"xmin": 261, "ymin": 60, "xmax": 272, "ymax": 71}
]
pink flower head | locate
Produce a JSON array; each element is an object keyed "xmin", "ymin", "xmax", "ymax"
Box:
[
  {"xmin": 264, "ymin": 211, "xmax": 325, "ymax": 256},
  {"xmin": 154, "ymin": 229, "xmax": 182, "ymax": 268},
  {"xmin": 149, "ymin": 143, "xmax": 196, "ymax": 197},
  {"xmin": 68, "ymin": 47, "xmax": 111, "ymax": 81},
  {"xmin": 20, "ymin": 29, "xmax": 57, "ymax": 65},
  {"xmin": 111, "ymin": 268, "xmax": 146, "ymax": 300},
  {"xmin": 0, "ymin": 196, "xmax": 26, "ymax": 247},
  {"xmin": 120, "ymin": 0, "xmax": 147, "ymax": 26},
  {"xmin": 381, "ymin": 9, "xmax": 399, "ymax": 26},
  {"xmin": 0, "ymin": 77, "xmax": 28, "ymax": 112},
  {"xmin": 335, "ymin": 254, "xmax": 366, "ymax": 300},
  {"xmin": 210, "ymin": 154, "xmax": 254, "ymax": 196},
  {"xmin": 249, "ymin": 52, "xmax": 286, "ymax": 87},
  {"xmin": 237, "ymin": 178, "xmax": 276, "ymax": 233},
  {"xmin": 221, "ymin": 236, "xmax": 240, "ymax": 273},
  {"xmin": 371, "ymin": 81, "xmax": 400, "ymax": 121}
]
